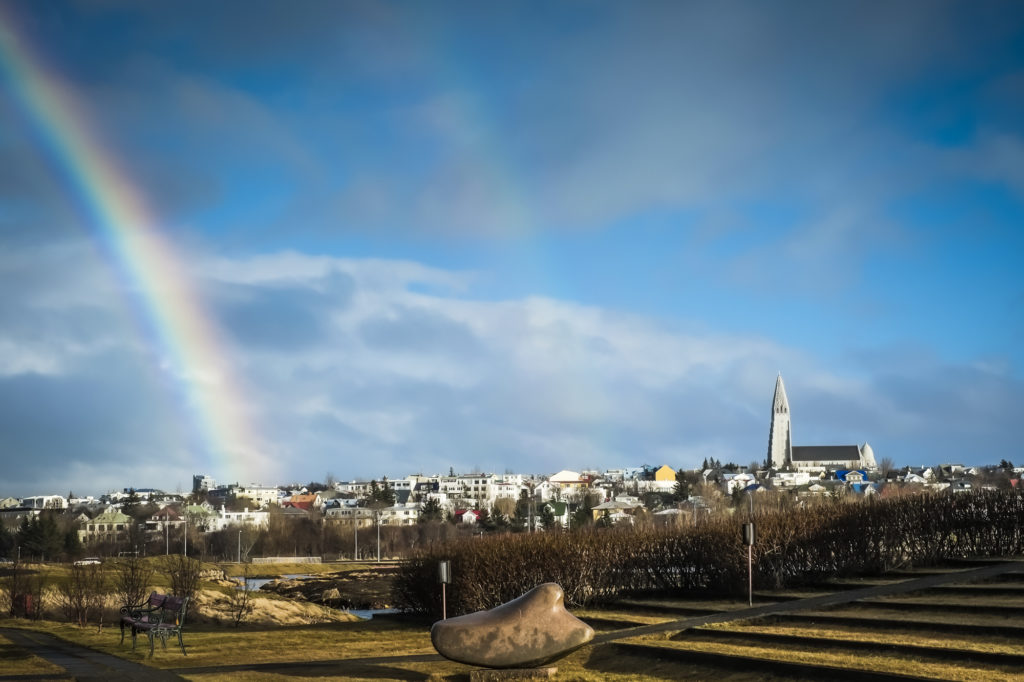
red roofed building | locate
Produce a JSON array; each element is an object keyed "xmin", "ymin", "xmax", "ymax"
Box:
[{"xmin": 283, "ymin": 493, "xmax": 323, "ymax": 512}]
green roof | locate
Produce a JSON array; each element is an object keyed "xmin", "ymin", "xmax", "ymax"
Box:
[{"xmin": 89, "ymin": 509, "xmax": 132, "ymax": 524}]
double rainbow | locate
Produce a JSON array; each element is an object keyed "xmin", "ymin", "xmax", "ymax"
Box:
[{"xmin": 0, "ymin": 11, "xmax": 267, "ymax": 480}]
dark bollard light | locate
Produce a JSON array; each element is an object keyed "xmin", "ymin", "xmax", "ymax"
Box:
[
  {"xmin": 439, "ymin": 560, "xmax": 451, "ymax": 620},
  {"xmin": 742, "ymin": 521, "xmax": 756, "ymax": 606}
]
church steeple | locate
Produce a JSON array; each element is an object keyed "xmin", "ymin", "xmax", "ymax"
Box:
[{"xmin": 767, "ymin": 374, "xmax": 792, "ymax": 468}]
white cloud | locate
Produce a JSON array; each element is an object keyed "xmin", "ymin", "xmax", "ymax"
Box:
[{"xmin": 0, "ymin": 244, "xmax": 1019, "ymax": 497}]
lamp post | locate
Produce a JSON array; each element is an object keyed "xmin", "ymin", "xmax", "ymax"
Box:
[
  {"xmin": 742, "ymin": 515, "xmax": 756, "ymax": 607},
  {"xmin": 354, "ymin": 511, "xmax": 358, "ymax": 561},
  {"xmin": 164, "ymin": 515, "xmax": 169, "ymax": 555},
  {"xmin": 183, "ymin": 516, "xmax": 187, "ymax": 558},
  {"xmin": 238, "ymin": 529, "xmax": 242, "ymax": 563},
  {"xmin": 439, "ymin": 560, "xmax": 451, "ymax": 620},
  {"xmin": 376, "ymin": 510, "xmax": 382, "ymax": 563}
]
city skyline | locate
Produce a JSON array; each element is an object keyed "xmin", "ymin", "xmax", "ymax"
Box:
[{"xmin": 1, "ymin": 2, "xmax": 1022, "ymax": 496}]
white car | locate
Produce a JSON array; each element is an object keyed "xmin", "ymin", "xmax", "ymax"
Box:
[{"xmin": 73, "ymin": 557, "xmax": 102, "ymax": 566}]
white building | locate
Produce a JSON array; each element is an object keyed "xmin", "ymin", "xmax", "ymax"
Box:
[
  {"xmin": 433, "ymin": 474, "xmax": 524, "ymax": 507},
  {"xmin": 204, "ymin": 506, "xmax": 269, "ymax": 532},
  {"xmin": 20, "ymin": 495, "xmax": 67, "ymax": 510},
  {"xmin": 770, "ymin": 471, "xmax": 812, "ymax": 488},
  {"xmin": 325, "ymin": 506, "xmax": 376, "ymax": 527},
  {"xmin": 193, "ymin": 475, "xmax": 216, "ymax": 493},
  {"xmin": 234, "ymin": 485, "xmax": 281, "ymax": 509},
  {"xmin": 769, "ymin": 374, "xmax": 878, "ymax": 472},
  {"xmin": 378, "ymin": 502, "xmax": 422, "ymax": 526},
  {"xmin": 722, "ymin": 473, "xmax": 757, "ymax": 495},
  {"xmin": 334, "ymin": 481, "xmax": 374, "ymax": 495}
]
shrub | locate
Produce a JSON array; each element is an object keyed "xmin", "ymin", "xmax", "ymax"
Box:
[
  {"xmin": 57, "ymin": 564, "xmax": 107, "ymax": 627},
  {"xmin": 221, "ymin": 564, "xmax": 255, "ymax": 627},
  {"xmin": 162, "ymin": 554, "xmax": 201, "ymax": 600},
  {"xmin": 395, "ymin": 489, "xmax": 1024, "ymax": 617}
]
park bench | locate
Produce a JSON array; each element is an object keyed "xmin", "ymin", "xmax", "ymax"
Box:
[{"xmin": 119, "ymin": 591, "xmax": 189, "ymax": 657}]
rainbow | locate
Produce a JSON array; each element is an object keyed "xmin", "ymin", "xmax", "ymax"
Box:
[{"xmin": 0, "ymin": 11, "xmax": 268, "ymax": 480}]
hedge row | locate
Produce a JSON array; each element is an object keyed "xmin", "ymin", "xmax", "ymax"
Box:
[{"xmin": 393, "ymin": 490, "xmax": 1024, "ymax": 617}]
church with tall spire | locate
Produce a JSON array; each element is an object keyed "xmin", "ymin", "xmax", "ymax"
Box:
[
  {"xmin": 767, "ymin": 374, "xmax": 877, "ymax": 472},
  {"xmin": 767, "ymin": 374, "xmax": 792, "ymax": 469}
]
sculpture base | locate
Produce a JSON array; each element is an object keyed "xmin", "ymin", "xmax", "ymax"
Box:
[{"xmin": 470, "ymin": 667, "xmax": 557, "ymax": 681}]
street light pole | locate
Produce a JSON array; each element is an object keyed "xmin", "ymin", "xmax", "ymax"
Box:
[
  {"xmin": 376, "ymin": 511, "xmax": 381, "ymax": 563},
  {"xmin": 238, "ymin": 529, "xmax": 242, "ymax": 563},
  {"xmin": 354, "ymin": 512, "xmax": 358, "ymax": 561}
]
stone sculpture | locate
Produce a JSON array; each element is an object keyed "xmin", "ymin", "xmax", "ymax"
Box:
[{"xmin": 430, "ymin": 583, "xmax": 594, "ymax": 669}]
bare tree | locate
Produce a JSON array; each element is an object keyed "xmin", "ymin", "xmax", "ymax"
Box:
[
  {"xmin": 493, "ymin": 497, "xmax": 516, "ymax": 519},
  {"xmin": 163, "ymin": 554, "xmax": 201, "ymax": 600},
  {"xmin": 222, "ymin": 564, "xmax": 254, "ymax": 627},
  {"xmin": 879, "ymin": 457, "xmax": 896, "ymax": 477},
  {"xmin": 58, "ymin": 564, "xmax": 107, "ymax": 628},
  {"xmin": 112, "ymin": 555, "xmax": 154, "ymax": 609}
]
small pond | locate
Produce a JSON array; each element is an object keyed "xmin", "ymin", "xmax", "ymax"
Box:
[
  {"xmin": 232, "ymin": 574, "xmax": 397, "ymax": 619},
  {"xmin": 350, "ymin": 608, "xmax": 398, "ymax": 620},
  {"xmin": 234, "ymin": 573, "xmax": 313, "ymax": 590}
]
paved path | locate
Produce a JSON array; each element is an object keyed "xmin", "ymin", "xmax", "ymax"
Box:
[
  {"xmin": 0, "ymin": 628, "xmax": 182, "ymax": 682},
  {"xmin": 172, "ymin": 653, "xmax": 445, "ymax": 677},
  {"xmin": 593, "ymin": 558, "xmax": 1024, "ymax": 643}
]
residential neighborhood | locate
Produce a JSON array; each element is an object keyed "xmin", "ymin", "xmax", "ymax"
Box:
[{"xmin": 1, "ymin": 458, "xmax": 1019, "ymax": 563}]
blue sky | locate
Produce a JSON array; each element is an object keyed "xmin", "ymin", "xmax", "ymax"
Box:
[{"xmin": 1, "ymin": 1, "xmax": 1022, "ymax": 496}]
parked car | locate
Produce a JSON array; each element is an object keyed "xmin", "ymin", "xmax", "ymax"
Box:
[
  {"xmin": 73, "ymin": 557, "xmax": 102, "ymax": 566},
  {"xmin": 0, "ymin": 558, "xmax": 12, "ymax": 565}
]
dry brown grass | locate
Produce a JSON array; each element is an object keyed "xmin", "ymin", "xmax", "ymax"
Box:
[
  {"xmin": 218, "ymin": 561, "xmax": 384, "ymax": 577},
  {"xmin": 818, "ymin": 604, "xmax": 1024, "ymax": 626},
  {"xmin": 5, "ymin": 555, "xmax": 1024, "ymax": 681},
  {"xmin": 573, "ymin": 608, "xmax": 674, "ymax": 626},
  {"xmin": 192, "ymin": 588, "xmax": 361, "ymax": 626},
  {"xmin": 709, "ymin": 622, "xmax": 1024, "ymax": 655},
  {"xmin": 867, "ymin": 593, "xmax": 1024, "ymax": 607},
  {"xmin": 642, "ymin": 635, "xmax": 1024, "ymax": 681}
]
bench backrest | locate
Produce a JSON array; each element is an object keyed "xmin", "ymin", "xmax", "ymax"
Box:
[
  {"xmin": 162, "ymin": 595, "xmax": 189, "ymax": 627},
  {"xmin": 147, "ymin": 592, "xmax": 166, "ymax": 609}
]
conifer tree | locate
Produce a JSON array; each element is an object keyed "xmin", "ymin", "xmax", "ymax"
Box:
[{"xmin": 419, "ymin": 498, "xmax": 443, "ymax": 522}]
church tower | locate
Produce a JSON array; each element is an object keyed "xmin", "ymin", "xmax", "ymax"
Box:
[{"xmin": 767, "ymin": 374, "xmax": 792, "ymax": 469}]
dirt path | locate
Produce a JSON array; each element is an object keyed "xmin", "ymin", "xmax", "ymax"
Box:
[{"xmin": 0, "ymin": 628, "xmax": 183, "ymax": 682}]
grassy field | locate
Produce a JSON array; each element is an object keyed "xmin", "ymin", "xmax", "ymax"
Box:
[{"xmin": 2, "ymin": 560, "xmax": 1023, "ymax": 680}]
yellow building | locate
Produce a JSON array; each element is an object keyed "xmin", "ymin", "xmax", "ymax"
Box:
[{"xmin": 654, "ymin": 465, "xmax": 676, "ymax": 482}]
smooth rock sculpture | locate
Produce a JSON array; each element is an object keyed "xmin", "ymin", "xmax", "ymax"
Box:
[{"xmin": 431, "ymin": 583, "xmax": 594, "ymax": 669}]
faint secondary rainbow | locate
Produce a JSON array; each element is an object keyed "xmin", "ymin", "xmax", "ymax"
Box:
[{"xmin": 0, "ymin": 12, "xmax": 266, "ymax": 477}]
